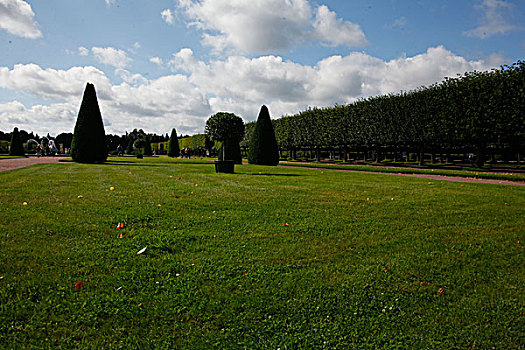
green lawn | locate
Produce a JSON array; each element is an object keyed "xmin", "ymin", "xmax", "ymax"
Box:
[{"xmin": 1, "ymin": 157, "xmax": 523, "ymax": 349}]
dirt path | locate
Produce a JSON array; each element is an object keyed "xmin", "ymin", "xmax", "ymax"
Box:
[{"xmin": 0, "ymin": 157, "xmax": 66, "ymax": 172}]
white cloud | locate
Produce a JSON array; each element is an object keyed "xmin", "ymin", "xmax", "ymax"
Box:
[
  {"xmin": 312, "ymin": 5, "xmax": 367, "ymax": 47},
  {"xmin": 175, "ymin": 0, "xmax": 366, "ymax": 54},
  {"xmin": 464, "ymin": 0, "xmax": 517, "ymax": 38},
  {"xmin": 391, "ymin": 16, "xmax": 407, "ymax": 28},
  {"xmin": 133, "ymin": 42, "xmax": 141, "ymax": 50},
  {"xmin": 150, "ymin": 57, "xmax": 164, "ymax": 66},
  {"xmin": 0, "ymin": 0, "xmax": 42, "ymax": 38},
  {"xmin": 78, "ymin": 46, "xmax": 89, "ymax": 56},
  {"xmin": 104, "ymin": 0, "xmax": 115, "ymax": 6},
  {"xmin": 161, "ymin": 8, "xmax": 174, "ymax": 25},
  {"xmin": 92, "ymin": 46, "xmax": 132, "ymax": 68},
  {"xmin": 0, "ymin": 47, "xmax": 502, "ymax": 136}
]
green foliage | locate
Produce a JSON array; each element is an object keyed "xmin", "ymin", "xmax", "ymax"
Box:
[
  {"xmin": 71, "ymin": 83, "xmax": 107, "ymax": 163},
  {"xmin": 167, "ymin": 128, "xmax": 180, "ymax": 157},
  {"xmin": 9, "ymin": 127, "xmax": 25, "ymax": 156},
  {"xmin": 205, "ymin": 112, "xmax": 245, "ymax": 160},
  {"xmin": 218, "ymin": 139, "xmax": 242, "ymax": 164},
  {"xmin": 248, "ymin": 105, "xmax": 279, "ymax": 165}
]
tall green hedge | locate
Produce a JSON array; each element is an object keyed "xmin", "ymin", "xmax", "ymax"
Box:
[
  {"xmin": 248, "ymin": 105, "xmax": 279, "ymax": 165},
  {"xmin": 241, "ymin": 61, "xmax": 524, "ymax": 166},
  {"xmin": 9, "ymin": 127, "xmax": 25, "ymax": 156},
  {"xmin": 71, "ymin": 83, "xmax": 107, "ymax": 163}
]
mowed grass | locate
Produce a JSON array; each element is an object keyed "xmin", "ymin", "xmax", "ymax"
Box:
[{"xmin": 0, "ymin": 157, "xmax": 523, "ymax": 349}]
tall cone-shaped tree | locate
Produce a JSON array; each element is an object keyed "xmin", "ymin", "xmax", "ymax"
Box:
[
  {"xmin": 9, "ymin": 127, "xmax": 25, "ymax": 156},
  {"xmin": 248, "ymin": 105, "xmax": 279, "ymax": 165},
  {"xmin": 71, "ymin": 83, "xmax": 107, "ymax": 163},
  {"xmin": 167, "ymin": 128, "xmax": 180, "ymax": 157}
]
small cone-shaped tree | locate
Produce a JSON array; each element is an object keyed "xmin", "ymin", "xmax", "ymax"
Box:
[
  {"xmin": 9, "ymin": 127, "xmax": 25, "ymax": 156},
  {"xmin": 167, "ymin": 128, "xmax": 180, "ymax": 157},
  {"xmin": 248, "ymin": 105, "xmax": 279, "ymax": 165},
  {"xmin": 71, "ymin": 83, "xmax": 107, "ymax": 163}
]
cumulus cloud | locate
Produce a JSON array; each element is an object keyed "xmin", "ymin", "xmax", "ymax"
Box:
[
  {"xmin": 0, "ymin": 0, "xmax": 42, "ymax": 38},
  {"xmin": 175, "ymin": 0, "xmax": 366, "ymax": 54},
  {"xmin": 104, "ymin": 0, "xmax": 115, "ymax": 6},
  {"xmin": 161, "ymin": 8, "xmax": 174, "ymax": 25},
  {"xmin": 464, "ymin": 0, "xmax": 517, "ymax": 38},
  {"xmin": 0, "ymin": 46, "xmax": 502, "ymax": 136},
  {"xmin": 92, "ymin": 46, "xmax": 132, "ymax": 68},
  {"xmin": 312, "ymin": 5, "xmax": 367, "ymax": 47}
]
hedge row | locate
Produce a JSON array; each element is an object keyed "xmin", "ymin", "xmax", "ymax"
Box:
[{"xmin": 242, "ymin": 61, "xmax": 525, "ymax": 166}]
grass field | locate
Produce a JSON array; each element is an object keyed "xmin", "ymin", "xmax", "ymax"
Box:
[{"xmin": 1, "ymin": 157, "xmax": 523, "ymax": 349}]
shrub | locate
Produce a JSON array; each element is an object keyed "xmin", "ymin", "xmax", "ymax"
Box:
[
  {"xmin": 9, "ymin": 127, "xmax": 25, "ymax": 156},
  {"xmin": 205, "ymin": 112, "xmax": 245, "ymax": 161},
  {"xmin": 71, "ymin": 83, "xmax": 107, "ymax": 163},
  {"xmin": 167, "ymin": 128, "xmax": 180, "ymax": 157},
  {"xmin": 248, "ymin": 105, "xmax": 279, "ymax": 165}
]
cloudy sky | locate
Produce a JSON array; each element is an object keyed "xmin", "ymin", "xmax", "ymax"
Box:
[{"xmin": 0, "ymin": 0, "xmax": 523, "ymax": 136}]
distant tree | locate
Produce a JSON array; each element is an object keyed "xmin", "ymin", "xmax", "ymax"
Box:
[
  {"xmin": 205, "ymin": 112, "xmax": 245, "ymax": 161},
  {"xmin": 167, "ymin": 128, "xmax": 180, "ymax": 157},
  {"xmin": 55, "ymin": 133, "xmax": 73, "ymax": 150},
  {"xmin": 248, "ymin": 105, "xmax": 279, "ymax": 165},
  {"xmin": 71, "ymin": 83, "xmax": 107, "ymax": 163},
  {"xmin": 143, "ymin": 137, "xmax": 153, "ymax": 156},
  {"xmin": 9, "ymin": 127, "xmax": 25, "ymax": 156}
]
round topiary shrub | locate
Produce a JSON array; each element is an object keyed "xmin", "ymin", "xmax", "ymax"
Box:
[
  {"xmin": 71, "ymin": 83, "xmax": 107, "ymax": 163},
  {"xmin": 205, "ymin": 112, "xmax": 245, "ymax": 161},
  {"xmin": 248, "ymin": 105, "xmax": 279, "ymax": 165}
]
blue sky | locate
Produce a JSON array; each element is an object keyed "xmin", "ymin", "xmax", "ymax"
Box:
[{"xmin": 0, "ymin": 0, "xmax": 523, "ymax": 136}]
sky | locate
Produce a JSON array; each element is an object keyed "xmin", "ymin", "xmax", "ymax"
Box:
[{"xmin": 0, "ymin": 0, "xmax": 524, "ymax": 137}]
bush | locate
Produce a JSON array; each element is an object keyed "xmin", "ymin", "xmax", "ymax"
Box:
[
  {"xmin": 71, "ymin": 83, "xmax": 107, "ymax": 163},
  {"xmin": 205, "ymin": 112, "xmax": 245, "ymax": 161},
  {"xmin": 167, "ymin": 128, "xmax": 180, "ymax": 157},
  {"xmin": 248, "ymin": 105, "xmax": 279, "ymax": 165},
  {"xmin": 9, "ymin": 127, "xmax": 25, "ymax": 156},
  {"xmin": 218, "ymin": 139, "xmax": 242, "ymax": 164}
]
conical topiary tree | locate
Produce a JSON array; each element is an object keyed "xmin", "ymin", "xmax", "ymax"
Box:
[
  {"xmin": 248, "ymin": 105, "xmax": 279, "ymax": 165},
  {"xmin": 9, "ymin": 127, "xmax": 25, "ymax": 156},
  {"xmin": 167, "ymin": 128, "xmax": 180, "ymax": 157},
  {"xmin": 71, "ymin": 83, "xmax": 107, "ymax": 163}
]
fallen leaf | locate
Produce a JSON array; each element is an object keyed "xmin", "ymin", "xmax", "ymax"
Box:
[
  {"xmin": 22, "ymin": 202, "xmax": 28, "ymax": 206},
  {"xmin": 137, "ymin": 246, "xmax": 147, "ymax": 255},
  {"xmin": 438, "ymin": 288, "xmax": 444, "ymax": 294},
  {"xmin": 157, "ymin": 204, "xmax": 162, "ymax": 207},
  {"xmin": 420, "ymin": 282, "xmax": 426, "ymax": 286},
  {"xmin": 109, "ymin": 187, "xmax": 115, "ymax": 191},
  {"xmin": 505, "ymin": 203, "xmax": 510, "ymax": 206},
  {"xmin": 75, "ymin": 281, "xmax": 85, "ymax": 290},
  {"xmin": 77, "ymin": 195, "xmax": 83, "ymax": 199},
  {"xmin": 281, "ymin": 223, "xmax": 290, "ymax": 226}
]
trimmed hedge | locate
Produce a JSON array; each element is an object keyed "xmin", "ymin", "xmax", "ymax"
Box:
[{"xmin": 71, "ymin": 83, "xmax": 107, "ymax": 163}]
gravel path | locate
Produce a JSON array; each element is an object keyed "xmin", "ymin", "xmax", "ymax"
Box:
[{"xmin": 0, "ymin": 157, "xmax": 66, "ymax": 172}]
